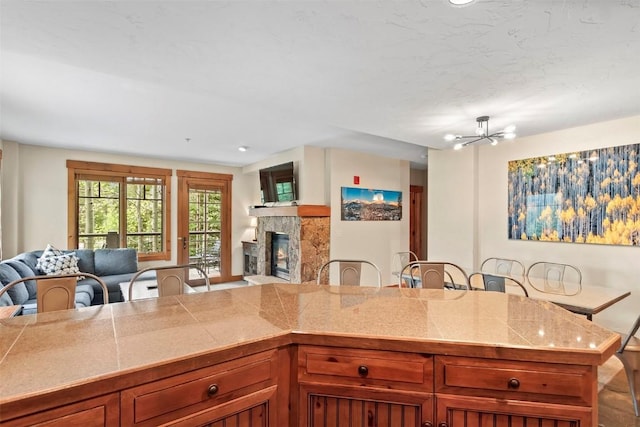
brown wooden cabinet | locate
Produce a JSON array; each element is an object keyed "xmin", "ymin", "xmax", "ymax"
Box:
[
  {"xmin": 298, "ymin": 345, "xmax": 434, "ymax": 427},
  {"xmin": 0, "ymin": 347, "xmax": 601, "ymax": 427},
  {"xmin": 433, "ymin": 355, "xmax": 594, "ymax": 426},
  {"xmin": 121, "ymin": 349, "xmax": 280, "ymax": 426},
  {"xmin": 0, "ymin": 393, "xmax": 119, "ymax": 427}
]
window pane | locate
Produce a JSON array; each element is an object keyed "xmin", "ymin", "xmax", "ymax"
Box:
[
  {"xmin": 188, "ymin": 189, "xmax": 221, "ymax": 266},
  {"xmin": 126, "ymin": 182, "xmax": 164, "ymax": 253},
  {"xmin": 78, "ymin": 180, "xmax": 120, "ymax": 250}
]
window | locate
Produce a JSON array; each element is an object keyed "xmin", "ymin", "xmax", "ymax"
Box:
[
  {"xmin": 67, "ymin": 160, "xmax": 172, "ymax": 261},
  {"xmin": 275, "ymin": 180, "xmax": 294, "ymax": 201}
]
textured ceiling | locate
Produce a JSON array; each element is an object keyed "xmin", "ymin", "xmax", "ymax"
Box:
[{"xmin": 1, "ymin": 1, "xmax": 639, "ymax": 167}]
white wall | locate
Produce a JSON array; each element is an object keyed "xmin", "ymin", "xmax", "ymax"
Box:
[
  {"xmin": 327, "ymin": 148, "xmax": 411, "ymax": 285},
  {"xmin": 429, "ymin": 115, "xmax": 640, "ymax": 332},
  {"xmin": 1, "ymin": 141, "xmax": 253, "ymax": 275},
  {"xmin": 241, "ymin": 145, "xmax": 326, "ymax": 205},
  {"xmin": 2, "ymin": 141, "xmax": 412, "ymax": 284}
]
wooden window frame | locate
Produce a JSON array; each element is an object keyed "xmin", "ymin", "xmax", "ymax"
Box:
[{"xmin": 67, "ymin": 160, "xmax": 172, "ymax": 261}]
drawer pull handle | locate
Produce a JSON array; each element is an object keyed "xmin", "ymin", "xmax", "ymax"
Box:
[
  {"xmin": 207, "ymin": 384, "xmax": 219, "ymax": 396},
  {"xmin": 422, "ymin": 422, "xmax": 433, "ymax": 427},
  {"xmin": 438, "ymin": 423, "xmax": 448, "ymax": 427},
  {"xmin": 357, "ymin": 365, "xmax": 369, "ymax": 377},
  {"xmin": 507, "ymin": 378, "xmax": 520, "ymax": 389}
]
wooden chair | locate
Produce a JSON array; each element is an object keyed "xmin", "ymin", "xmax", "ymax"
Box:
[
  {"xmin": 480, "ymin": 257, "xmax": 525, "ymax": 279},
  {"xmin": 469, "ymin": 272, "xmax": 529, "ymax": 297},
  {"xmin": 399, "ymin": 261, "xmax": 470, "ymax": 290},
  {"xmin": 128, "ymin": 264, "xmax": 210, "ymax": 300},
  {"xmin": 526, "ymin": 261, "xmax": 582, "ymax": 295},
  {"xmin": 316, "ymin": 259, "xmax": 382, "ymax": 287},
  {"xmin": 0, "ymin": 272, "xmax": 109, "ymax": 313},
  {"xmin": 615, "ymin": 314, "xmax": 640, "ymax": 417}
]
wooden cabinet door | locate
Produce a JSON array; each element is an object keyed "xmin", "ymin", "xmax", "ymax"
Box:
[
  {"xmin": 435, "ymin": 394, "xmax": 591, "ymax": 427},
  {"xmin": 163, "ymin": 385, "xmax": 277, "ymax": 427},
  {"xmin": 300, "ymin": 383, "xmax": 433, "ymax": 427},
  {"xmin": 1, "ymin": 393, "xmax": 119, "ymax": 427}
]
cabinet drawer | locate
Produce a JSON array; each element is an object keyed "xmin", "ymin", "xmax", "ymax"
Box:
[
  {"xmin": 435, "ymin": 356, "xmax": 594, "ymax": 405},
  {"xmin": 121, "ymin": 349, "xmax": 278, "ymax": 426},
  {"xmin": 299, "ymin": 345, "xmax": 433, "ymax": 392}
]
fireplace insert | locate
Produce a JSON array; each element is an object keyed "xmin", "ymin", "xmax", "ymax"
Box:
[{"xmin": 271, "ymin": 233, "xmax": 290, "ymax": 280}]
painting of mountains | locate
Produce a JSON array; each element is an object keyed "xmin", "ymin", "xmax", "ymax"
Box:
[{"xmin": 341, "ymin": 187, "xmax": 402, "ymax": 221}]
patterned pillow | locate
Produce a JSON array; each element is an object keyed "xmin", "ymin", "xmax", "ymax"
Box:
[
  {"xmin": 36, "ymin": 244, "xmax": 63, "ymax": 272},
  {"xmin": 37, "ymin": 244, "xmax": 81, "ymax": 276},
  {"xmin": 38, "ymin": 253, "xmax": 81, "ymax": 276}
]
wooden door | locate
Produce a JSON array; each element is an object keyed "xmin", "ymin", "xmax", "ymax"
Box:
[
  {"xmin": 177, "ymin": 170, "xmax": 232, "ymax": 284},
  {"xmin": 410, "ymin": 185, "xmax": 424, "ymax": 259},
  {"xmin": 435, "ymin": 394, "xmax": 590, "ymax": 427},
  {"xmin": 301, "ymin": 384, "xmax": 433, "ymax": 427}
]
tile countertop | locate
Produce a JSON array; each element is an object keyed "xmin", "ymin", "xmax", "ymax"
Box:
[{"xmin": 0, "ymin": 284, "xmax": 620, "ymax": 406}]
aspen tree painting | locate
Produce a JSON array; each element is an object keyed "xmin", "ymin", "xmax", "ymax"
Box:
[{"xmin": 508, "ymin": 143, "xmax": 640, "ymax": 246}]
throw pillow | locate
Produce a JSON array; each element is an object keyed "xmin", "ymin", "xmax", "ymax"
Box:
[
  {"xmin": 36, "ymin": 244, "xmax": 64, "ymax": 272},
  {"xmin": 38, "ymin": 252, "xmax": 82, "ymax": 276}
]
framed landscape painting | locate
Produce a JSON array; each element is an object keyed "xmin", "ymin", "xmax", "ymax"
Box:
[
  {"xmin": 508, "ymin": 143, "xmax": 640, "ymax": 246},
  {"xmin": 341, "ymin": 187, "xmax": 402, "ymax": 221}
]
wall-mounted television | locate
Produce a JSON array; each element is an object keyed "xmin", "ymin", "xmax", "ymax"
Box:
[{"xmin": 259, "ymin": 161, "xmax": 297, "ymax": 204}]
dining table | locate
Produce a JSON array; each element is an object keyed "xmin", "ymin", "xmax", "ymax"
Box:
[
  {"xmin": 404, "ymin": 267, "xmax": 631, "ymax": 321},
  {"xmin": 513, "ymin": 276, "xmax": 631, "ymax": 321}
]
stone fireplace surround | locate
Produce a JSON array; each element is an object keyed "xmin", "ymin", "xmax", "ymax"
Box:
[{"xmin": 250, "ymin": 205, "xmax": 330, "ymax": 284}]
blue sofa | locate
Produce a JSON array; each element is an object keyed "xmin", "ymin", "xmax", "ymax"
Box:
[{"xmin": 0, "ymin": 248, "xmax": 154, "ymax": 315}]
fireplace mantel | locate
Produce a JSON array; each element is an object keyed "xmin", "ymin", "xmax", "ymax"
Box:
[{"xmin": 249, "ymin": 205, "xmax": 330, "ymax": 217}]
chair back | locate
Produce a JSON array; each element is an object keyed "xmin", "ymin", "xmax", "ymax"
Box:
[
  {"xmin": 391, "ymin": 251, "xmax": 418, "ymax": 278},
  {"xmin": 0, "ymin": 272, "xmax": 109, "ymax": 313},
  {"xmin": 480, "ymin": 257, "xmax": 525, "ymax": 279},
  {"xmin": 128, "ymin": 264, "xmax": 210, "ymax": 300},
  {"xmin": 156, "ymin": 267, "xmax": 187, "ymax": 297},
  {"xmin": 316, "ymin": 259, "xmax": 382, "ymax": 287},
  {"xmin": 526, "ymin": 261, "xmax": 582, "ymax": 295},
  {"xmin": 399, "ymin": 261, "xmax": 470, "ymax": 290},
  {"xmin": 469, "ymin": 272, "xmax": 529, "ymax": 297}
]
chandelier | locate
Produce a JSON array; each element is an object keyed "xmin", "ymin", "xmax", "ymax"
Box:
[{"xmin": 444, "ymin": 116, "xmax": 516, "ymax": 150}]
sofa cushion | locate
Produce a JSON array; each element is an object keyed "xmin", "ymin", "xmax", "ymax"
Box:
[
  {"xmin": 94, "ymin": 249, "xmax": 137, "ymax": 276},
  {"xmin": 4, "ymin": 260, "xmax": 37, "ymax": 298},
  {"xmin": 78, "ymin": 275, "xmax": 125, "ymax": 305},
  {"xmin": 0, "ymin": 263, "xmax": 28, "ymax": 305},
  {"xmin": 74, "ymin": 249, "xmax": 96, "ymax": 275},
  {"xmin": 14, "ymin": 252, "xmax": 40, "ymax": 274},
  {"xmin": 74, "ymin": 284, "xmax": 94, "ymax": 308},
  {"xmin": 0, "ymin": 283, "xmax": 14, "ymax": 306}
]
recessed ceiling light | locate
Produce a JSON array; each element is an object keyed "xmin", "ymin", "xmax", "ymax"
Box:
[
  {"xmin": 238, "ymin": 146, "xmax": 249, "ymax": 152},
  {"xmin": 449, "ymin": 0, "xmax": 475, "ymax": 5}
]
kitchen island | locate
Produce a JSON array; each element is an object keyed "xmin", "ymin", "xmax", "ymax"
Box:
[{"xmin": 0, "ymin": 284, "xmax": 620, "ymax": 426}]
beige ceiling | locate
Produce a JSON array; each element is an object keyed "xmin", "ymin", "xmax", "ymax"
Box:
[{"xmin": 1, "ymin": 0, "xmax": 639, "ymax": 167}]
